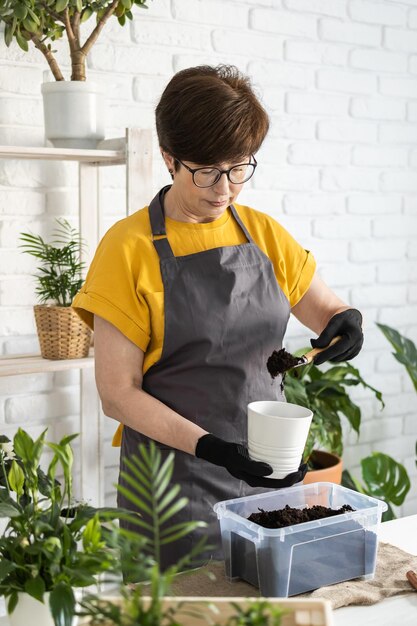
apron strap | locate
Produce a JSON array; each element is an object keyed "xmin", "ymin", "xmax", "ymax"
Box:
[
  {"xmin": 149, "ymin": 186, "xmax": 175, "ymax": 259},
  {"xmin": 230, "ymin": 204, "xmax": 254, "ymax": 243}
]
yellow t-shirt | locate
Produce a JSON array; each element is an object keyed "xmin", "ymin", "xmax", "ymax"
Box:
[{"xmin": 72, "ymin": 202, "xmax": 316, "ymax": 446}]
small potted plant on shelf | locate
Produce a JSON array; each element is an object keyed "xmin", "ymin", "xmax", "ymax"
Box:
[
  {"xmin": 19, "ymin": 217, "xmax": 91, "ymax": 360},
  {"xmin": 284, "ymin": 356, "xmax": 384, "ymax": 484},
  {"xmin": 0, "ymin": 427, "xmax": 127, "ymax": 626},
  {"xmin": 0, "ymin": 0, "xmax": 152, "ymax": 147}
]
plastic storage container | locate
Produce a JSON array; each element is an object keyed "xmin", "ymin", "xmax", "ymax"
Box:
[{"xmin": 213, "ymin": 482, "xmax": 387, "ymax": 597}]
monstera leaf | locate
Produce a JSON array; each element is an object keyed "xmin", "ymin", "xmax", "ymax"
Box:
[
  {"xmin": 377, "ymin": 323, "xmax": 417, "ymax": 392},
  {"xmin": 343, "ymin": 452, "xmax": 411, "ymax": 521}
]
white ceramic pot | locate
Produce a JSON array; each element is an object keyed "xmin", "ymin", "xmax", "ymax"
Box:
[
  {"xmin": 8, "ymin": 593, "xmax": 54, "ymax": 626},
  {"xmin": 8, "ymin": 592, "xmax": 78, "ymax": 626},
  {"xmin": 248, "ymin": 400, "xmax": 313, "ymax": 479},
  {"xmin": 41, "ymin": 80, "xmax": 106, "ymax": 148}
]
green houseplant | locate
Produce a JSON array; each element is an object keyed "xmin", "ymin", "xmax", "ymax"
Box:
[
  {"xmin": 0, "ymin": 427, "xmax": 127, "ymax": 626},
  {"xmin": 78, "ymin": 442, "xmax": 321, "ymax": 626},
  {"xmin": 284, "ymin": 357, "xmax": 384, "ymax": 483},
  {"xmin": 0, "ymin": 0, "xmax": 152, "ymax": 145},
  {"xmin": 19, "ymin": 218, "xmax": 92, "ymax": 360},
  {"xmin": 0, "ymin": 0, "xmax": 151, "ymax": 81},
  {"xmin": 341, "ymin": 324, "xmax": 417, "ymax": 520},
  {"xmin": 283, "ymin": 326, "xmax": 414, "ymax": 520}
]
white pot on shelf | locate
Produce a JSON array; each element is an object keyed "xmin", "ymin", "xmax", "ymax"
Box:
[
  {"xmin": 8, "ymin": 592, "xmax": 78, "ymax": 626},
  {"xmin": 41, "ymin": 80, "xmax": 106, "ymax": 149},
  {"xmin": 8, "ymin": 593, "xmax": 54, "ymax": 626}
]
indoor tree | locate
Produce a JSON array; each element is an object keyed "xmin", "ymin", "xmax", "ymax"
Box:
[{"xmin": 0, "ymin": 0, "xmax": 151, "ymax": 81}]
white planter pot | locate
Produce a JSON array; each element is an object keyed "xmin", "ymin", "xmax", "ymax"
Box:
[
  {"xmin": 41, "ymin": 81, "xmax": 106, "ymax": 149},
  {"xmin": 8, "ymin": 592, "xmax": 78, "ymax": 626},
  {"xmin": 8, "ymin": 593, "xmax": 54, "ymax": 626}
]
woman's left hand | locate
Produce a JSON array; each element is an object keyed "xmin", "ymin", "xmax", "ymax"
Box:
[{"xmin": 311, "ymin": 308, "xmax": 363, "ymax": 365}]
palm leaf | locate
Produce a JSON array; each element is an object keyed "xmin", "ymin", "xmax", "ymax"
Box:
[
  {"xmin": 18, "ymin": 218, "xmax": 87, "ymax": 306},
  {"xmin": 160, "ymin": 521, "xmax": 206, "ymax": 546},
  {"xmin": 122, "ymin": 458, "xmax": 153, "ymax": 504},
  {"xmin": 116, "ymin": 441, "xmax": 205, "ymax": 567}
]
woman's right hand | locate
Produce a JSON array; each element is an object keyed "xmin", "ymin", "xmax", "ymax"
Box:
[{"xmin": 195, "ymin": 434, "xmax": 307, "ymax": 488}]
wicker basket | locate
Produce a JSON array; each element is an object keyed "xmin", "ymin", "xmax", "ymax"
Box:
[{"xmin": 34, "ymin": 304, "xmax": 92, "ymax": 360}]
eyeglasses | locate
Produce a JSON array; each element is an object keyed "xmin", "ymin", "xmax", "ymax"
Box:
[{"xmin": 174, "ymin": 156, "xmax": 257, "ymax": 188}]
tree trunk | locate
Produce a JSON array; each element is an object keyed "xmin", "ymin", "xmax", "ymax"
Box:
[{"xmin": 71, "ymin": 51, "xmax": 87, "ymax": 81}]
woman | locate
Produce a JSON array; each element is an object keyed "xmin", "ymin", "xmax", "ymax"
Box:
[{"xmin": 72, "ymin": 65, "xmax": 363, "ymax": 569}]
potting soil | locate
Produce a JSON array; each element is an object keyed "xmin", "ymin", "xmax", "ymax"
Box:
[
  {"xmin": 248, "ymin": 503, "xmax": 354, "ymax": 528},
  {"xmin": 266, "ymin": 348, "xmax": 304, "ymax": 378}
]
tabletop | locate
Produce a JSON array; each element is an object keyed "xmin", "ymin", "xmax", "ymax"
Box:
[
  {"xmin": 335, "ymin": 514, "xmax": 417, "ymax": 626},
  {"xmin": 0, "ymin": 514, "xmax": 416, "ymax": 625}
]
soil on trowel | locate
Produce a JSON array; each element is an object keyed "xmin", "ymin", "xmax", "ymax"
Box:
[
  {"xmin": 266, "ymin": 348, "xmax": 304, "ymax": 379},
  {"xmin": 248, "ymin": 504, "xmax": 355, "ymax": 529}
]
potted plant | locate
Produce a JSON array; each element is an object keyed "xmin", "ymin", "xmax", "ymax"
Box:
[
  {"xmin": 0, "ymin": 427, "xmax": 128, "ymax": 626},
  {"xmin": 19, "ymin": 217, "xmax": 91, "ymax": 360},
  {"xmin": 341, "ymin": 323, "xmax": 417, "ymax": 520},
  {"xmin": 284, "ymin": 357, "xmax": 384, "ymax": 484},
  {"xmin": 0, "ymin": 0, "xmax": 151, "ymax": 147},
  {"xmin": 78, "ymin": 441, "xmax": 333, "ymax": 626}
]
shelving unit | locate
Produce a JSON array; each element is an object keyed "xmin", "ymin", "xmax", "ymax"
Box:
[{"xmin": 0, "ymin": 127, "xmax": 153, "ymax": 505}]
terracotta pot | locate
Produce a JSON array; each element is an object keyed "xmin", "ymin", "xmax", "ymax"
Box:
[{"xmin": 303, "ymin": 450, "xmax": 343, "ymax": 485}]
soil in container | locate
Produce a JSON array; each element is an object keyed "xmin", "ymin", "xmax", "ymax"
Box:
[
  {"xmin": 229, "ymin": 503, "xmax": 377, "ymax": 596},
  {"xmin": 248, "ymin": 504, "xmax": 354, "ymax": 529}
]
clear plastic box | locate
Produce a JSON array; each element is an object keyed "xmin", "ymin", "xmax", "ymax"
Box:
[{"xmin": 213, "ymin": 482, "xmax": 387, "ymax": 597}]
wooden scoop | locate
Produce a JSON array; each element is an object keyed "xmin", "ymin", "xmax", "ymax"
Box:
[
  {"xmin": 267, "ymin": 336, "xmax": 343, "ymax": 379},
  {"xmin": 295, "ymin": 335, "xmax": 342, "ymax": 368}
]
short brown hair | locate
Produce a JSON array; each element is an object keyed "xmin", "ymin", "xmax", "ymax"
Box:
[{"xmin": 155, "ymin": 65, "xmax": 269, "ymax": 166}]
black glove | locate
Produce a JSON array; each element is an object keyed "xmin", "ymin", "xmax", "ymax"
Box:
[
  {"xmin": 195, "ymin": 434, "xmax": 307, "ymax": 488},
  {"xmin": 311, "ymin": 308, "xmax": 363, "ymax": 366}
]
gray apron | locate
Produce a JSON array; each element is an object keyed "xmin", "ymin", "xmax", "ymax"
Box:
[{"xmin": 118, "ymin": 186, "xmax": 290, "ymax": 570}]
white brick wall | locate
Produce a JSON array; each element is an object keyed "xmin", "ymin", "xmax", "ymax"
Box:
[{"xmin": 0, "ymin": 0, "xmax": 416, "ymax": 517}]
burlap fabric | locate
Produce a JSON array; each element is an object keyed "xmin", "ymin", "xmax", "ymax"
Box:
[{"xmin": 168, "ymin": 542, "xmax": 417, "ymax": 608}]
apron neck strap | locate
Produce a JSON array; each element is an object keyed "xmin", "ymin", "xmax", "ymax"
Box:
[
  {"xmin": 149, "ymin": 186, "xmax": 175, "ymax": 259},
  {"xmin": 229, "ymin": 204, "xmax": 254, "ymax": 243}
]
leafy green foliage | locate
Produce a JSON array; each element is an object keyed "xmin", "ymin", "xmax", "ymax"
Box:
[
  {"xmin": 117, "ymin": 441, "xmax": 207, "ymax": 568},
  {"xmin": 377, "ymin": 323, "xmax": 417, "ymax": 505},
  {"xmin": 78, "ymin": 441, "xmax": 207, "ymax": 625},
  {"xmin": 80, "ymin": 443, "xmax": 287, "ymax": 626},
  {"xmin": 284, "ymin": 359, "xmax": 384, "ymax": 461},
  {"xmin": 0, "ymin": 0, "xmax": 152, "ymax": 79},
  {"xmin": 342, "ymin": 452, "xmax": 411, "ymax": 521},
  {"xmin": 377, "ymin": 323, "xmax": 417, "ymax": 393},
  {"xmin": 19, "ymin": 218, "xmax": 86, "ymax": 307},
  {"xmin": 81, "ymin": 595, "xmax": 288, "ymax": 626},
  {"xmin": 225, "ymin": 601, "xmax": 286, "ymax": 626},
  {"xmin": 0, "ymin": 428, "xmax": 126, "ymax": 626}
]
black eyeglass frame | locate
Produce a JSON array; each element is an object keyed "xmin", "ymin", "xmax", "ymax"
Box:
[{"xmin": 173, "ymin": 155, "xmax": 258, "ymax": 188}]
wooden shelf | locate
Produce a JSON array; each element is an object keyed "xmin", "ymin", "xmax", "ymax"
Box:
[
  {"xmin": 0, "ymin": 144, "xmax": 125, "ymax": 165},
  {"xmin": 0, "ymin": 128, "xmax": 152, "ymax": 505},
  {"xmin": 0, "ymin": 352, "xmax": 94, "ymax": 377}
]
